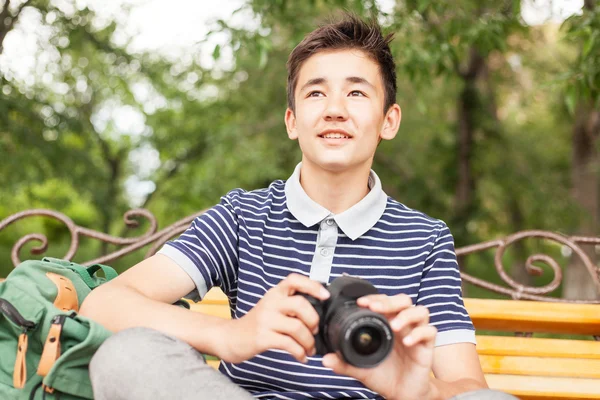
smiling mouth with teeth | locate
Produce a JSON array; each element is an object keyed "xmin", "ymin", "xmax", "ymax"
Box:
[{"xmin": 320, "ymin": 133, "xmax": 350, "ymax": 139}]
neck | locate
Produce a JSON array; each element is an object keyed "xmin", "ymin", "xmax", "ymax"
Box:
[{"xmin": 299, "ymin": 161, "xmax": 372, "ymax": 214}]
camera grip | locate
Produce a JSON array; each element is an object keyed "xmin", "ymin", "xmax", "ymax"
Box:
[{"xmin": 297, "ymin": 293, "xmax": 330, "ymax": 355}]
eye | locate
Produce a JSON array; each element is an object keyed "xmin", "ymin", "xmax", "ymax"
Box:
[
  {"xmin": 308, "ymin": 91, "xmax": 324, "ymax": 97},
  {"xmin": 349, "ymin": 90, "xmax": 366, "ymax": 97}
]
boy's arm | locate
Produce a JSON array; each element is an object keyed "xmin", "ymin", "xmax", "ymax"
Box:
[
  {"xmin": 429, "ymin": 343, "xmax": 488, "ymax": 398},
  {"xmin": 79, "ymin": 254, "xmax": 230, "ymax": 357},
  {"xmin": 80, "ymin": 256, "xmax": 328, "ymax": 364}
]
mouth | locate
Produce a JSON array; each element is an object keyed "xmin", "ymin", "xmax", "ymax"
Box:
[{"xmin": 318, "ymin": 130, "xmax": 353, "ymax": 140}]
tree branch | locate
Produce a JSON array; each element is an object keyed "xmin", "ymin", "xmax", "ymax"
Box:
[
  {"xmin": 584, "ymin": 0, "xmax": 594, "ymax": 11},
  {"xmin": 0, "ymin": 0, "xmax": 13, "ymax": 22},
  {"xmin": 0, "ymin": 0, "xmax": 32, "ymax": 55},
  {"xmin": 137, "ymin": 141, "xmax": 205, "ymax": 209}
]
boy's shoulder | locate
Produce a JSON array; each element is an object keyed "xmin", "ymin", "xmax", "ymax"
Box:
[
  {"xmin": 383, "ymin": 196, "xmax": 449, "ymax": 231},
  {"xmin": 221, "ymin": 179, "xmax": 287, "ymax": 204}
]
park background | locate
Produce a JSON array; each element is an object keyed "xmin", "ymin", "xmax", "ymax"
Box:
[{"xmin": 1, "ymin": 0, "xmax": 599, "ymax": 301}]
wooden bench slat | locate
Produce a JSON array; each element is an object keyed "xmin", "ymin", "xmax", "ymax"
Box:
[
  {"xmin": 464, "ymin": 298, "xmax": 600, "ymax": 335},
  {"xmin": 476, "ymin": 336, "xmax": 600, "ymax": 359},
  {"xmin": 480, "ymin": 354, "xmax": 600, "ymax": 379},
  {"xmin": 195, "ymin": 289, "xmax": 600, "ymax": 400},
  {"xmin": 204, "ymin": 361, "xmax": 600, "ymax": 400},
  {"xmin": 198, "ymin": 288, "xmax": 229, "ymax": 304},
  {"xmin": 485, "ymin": 374, "xmax": 600, "ymax": 400},
  {"xmin": 191, "ymin": 303, "xmax": 231, "ymax": 319},
  {"xmin": 197, "ymin": 291, "xmax": 600, "ymax": 336}
]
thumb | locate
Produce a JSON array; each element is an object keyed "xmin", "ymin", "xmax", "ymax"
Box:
[{"xmin": 322, "ymin": 353, "xmax": 363, "ymax": 378}]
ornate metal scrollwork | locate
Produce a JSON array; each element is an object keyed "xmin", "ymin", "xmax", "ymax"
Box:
[
  {"xmin": 0, "ymin": 208, "xmax": 160, "ymax": 266},
  {"xmin": 456, "ymin": 230, "xmax": 600, "ymax": 303},
  {"xmin": 2, "ymin": 210, "xmax": 600, "ymax": 303}
]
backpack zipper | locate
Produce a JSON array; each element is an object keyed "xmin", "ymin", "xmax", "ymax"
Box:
[
  {"xmin": 0, "ymin": 298, "xmax": 37, "ymax": 331},
  {"xmin": 0, "ymin": 298, "xmax": 37, "ymax": 389}
]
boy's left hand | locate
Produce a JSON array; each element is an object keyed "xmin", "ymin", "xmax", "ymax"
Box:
[{"xmin": 321, "ymin": 294, "xmax": 437, "ymax": 400}]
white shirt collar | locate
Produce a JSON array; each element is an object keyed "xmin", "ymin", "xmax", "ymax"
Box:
[{"xmin": 284, "ymin": 162, "xmax": 388, "ymax": 240}]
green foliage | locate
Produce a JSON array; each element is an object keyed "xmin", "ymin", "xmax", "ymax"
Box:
[
  {"xmin": 0, "ymin": 0, "xmax": 595, "ymax": 298},
  {"xmin": 561, "ymin": 5, "xmax": 600, "ymax": 111}
]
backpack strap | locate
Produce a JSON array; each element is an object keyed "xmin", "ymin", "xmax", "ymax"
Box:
[
  {"xmin": 42, "ymin": 257, "xmax": 118, "ymax": 289},
  {"xmin": 36, "ymin": 271, "xmax": 79, "ymax": 391},
  {"xmin": 37, "ymin": 315, "xmax": 67, "ymax": 391},
  {"xmin": 85, "ymin": 264, "xmax": 118, "ymax": 283},
  {"xmin": 13, "ymin": 332, "xmax": 28, "ymax": 389}
]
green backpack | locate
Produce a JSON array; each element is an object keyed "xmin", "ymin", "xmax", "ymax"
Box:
[{"xmin": 0, "ymin": 257, "xmax": 117, "ymax": 400}]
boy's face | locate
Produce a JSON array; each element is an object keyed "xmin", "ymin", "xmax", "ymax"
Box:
[{"xmin": 285, "ymin": 49, "xmax": 401, "ymax": 174}]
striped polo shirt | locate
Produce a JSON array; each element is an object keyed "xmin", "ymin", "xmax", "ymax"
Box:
[{"xmin": 158, "ymin": 162, "xmax": 475, "ymax": 399}]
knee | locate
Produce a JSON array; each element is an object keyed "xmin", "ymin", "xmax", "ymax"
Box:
[
  {"xmin": 90, "ymin": 327, "xmax": 203, "ymax": 395},
  {"xmin": 92, "ymin": 327, "xmax": 159, "ymax": 376}
]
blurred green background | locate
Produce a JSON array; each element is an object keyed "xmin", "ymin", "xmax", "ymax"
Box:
[{"xmin": 1, "ymin": 0, "xmax": 599, "ymax": 302}]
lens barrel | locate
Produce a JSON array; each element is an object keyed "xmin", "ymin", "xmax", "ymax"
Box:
[{"xmin": 326, "ymin": 303, "xmax": 393, "ymax": 368}]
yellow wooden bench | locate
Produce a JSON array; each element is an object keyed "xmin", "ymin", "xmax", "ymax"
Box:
[{"xmin": 194, "ymin": 288, "xmax": 600, "ymax": 400}]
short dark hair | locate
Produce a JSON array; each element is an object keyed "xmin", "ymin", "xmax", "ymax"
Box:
[{"xmin": 286, "ymin": 13, "xmax": 397, "ymax": 114}]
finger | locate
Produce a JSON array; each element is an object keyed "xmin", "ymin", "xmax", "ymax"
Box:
[
  {"xmin": 272, "ymin": 315, "xmax": 316, "ymax": 355},
  {"xmin": 322, "ymin": 353, "xmax": 367, "ymax": 380},
  {"xmin": 278, "ymin": 273, "xmax": 330, "ymax": 300},
  {"xmin": 403, "ymin": 325, "xmax": 437, "ymax": 347},
  {"xmin": 268, "ymin": 333, "xmax": 309, "ymax": 363},
  {"xmin": 281, "ymin": 296, "xmax": 321, "ymax": 334},
  {"xmin": 357, "ymin": 294, "xmax": 413, "ymax": 315},
  {"xmin": 390, "ymin": 305, "xmax": 429, "ymax": 333},
  {"xmin": 356, "ymin": 294, "xmax": 387, "ymax": 307}
]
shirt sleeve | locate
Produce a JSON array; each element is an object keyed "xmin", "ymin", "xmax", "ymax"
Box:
[
  {"xmin": 416, "ymin": 222, "xmax": 476, "ymax": 347},
  {"xmin": 157, "ymin": 189, "xmax": 242, "ymax": 301}
]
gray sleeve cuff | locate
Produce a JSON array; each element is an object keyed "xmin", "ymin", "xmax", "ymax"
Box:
[
  {"xmin": 157, "ymin": 245, "xmax": 209, "ymax": 302},
  {"xmin": 434, "ymin": 329, "xmax": 477, "ymax": 347}
]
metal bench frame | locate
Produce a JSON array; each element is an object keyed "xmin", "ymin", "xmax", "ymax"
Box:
[{"xmin": 2, "ymin": 208, "xmax": 600, "ymax": 304}]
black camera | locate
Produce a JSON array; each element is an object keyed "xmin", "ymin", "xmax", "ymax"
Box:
[{"xmin": 300, "ymin": 275, "xmax": 394, "ymax": 368}]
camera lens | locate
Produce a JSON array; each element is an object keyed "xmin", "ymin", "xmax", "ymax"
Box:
[
  {"xmin": 326, "ymin": 304, "xmax": 393, "ymax": 368},
  {"xmin": 351, "ymin": 327, "xmax": 382, "ymax": 356}
]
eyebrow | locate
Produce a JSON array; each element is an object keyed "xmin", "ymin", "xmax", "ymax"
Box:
[{"xmin": 299, "ymin": 76, "xmax": 375, "ymax": 92}]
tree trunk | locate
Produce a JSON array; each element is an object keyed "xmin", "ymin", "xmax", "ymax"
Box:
[
  {"xmin": 454, "ymin": 48, "xmax": 484, "ymax": 219},
  {"xmin": 564, "ymin": 0, "xmax": 600, "ymax": 300},
  {"xmin": 565, "ymin": 104, "xmax": 600, "ymax": 299},
  {"xmin": 454, "ymin": 47, "xmax": 486, "ymax": 294}
]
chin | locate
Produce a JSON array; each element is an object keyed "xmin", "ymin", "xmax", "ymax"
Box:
[
  {"xmin": 303, "ymin": 152, "xmax": 366, "ymax": 173},
  {"xmin": 315, "ymin": 160, "xmax": 355, "ymax": 173}
]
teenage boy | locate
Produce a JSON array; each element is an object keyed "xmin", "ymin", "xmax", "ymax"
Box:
[{"xmin": 82, "ymin": 14, "xmax": 517, "ymax": 400}]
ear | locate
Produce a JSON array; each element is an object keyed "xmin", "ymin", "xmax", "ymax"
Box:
[
  {"xmin": 380, "ymin": 104, "xmax": 401, "ymax": 141},
  {"xmin": 285, "ymin": 108, "xmax": 298, "ymax": 140}
]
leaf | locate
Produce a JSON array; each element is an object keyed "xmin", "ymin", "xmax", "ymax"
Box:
[
  {"xmin": 417, "ymin": 0, "xmax": 431, "ymax": 13},
  {"xmin": 417, "ymin": 98, "xmax": 427, "ymax": 114},
  {"xmin": 565, "ymin": 85, "xmax": 578, "ymax": 116},
  {"xmin": 583, "ymin": 35, "xmax": 595, "ymax": 58},
  {"xmin": 511, "ymin": 0, "xmax": 521, "ymax": 16},
  {"xmin": 212, "ymin": 44, "xmax": 221, "ymax": 60},
  {"xmin": 258, "ymin": 47, "xmax": 268, "ymax": 69}
]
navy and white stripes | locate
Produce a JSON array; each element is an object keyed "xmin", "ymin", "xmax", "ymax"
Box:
[{"xmin": 158, "ymin": 177, "xmax": 475, "ymax": 399}]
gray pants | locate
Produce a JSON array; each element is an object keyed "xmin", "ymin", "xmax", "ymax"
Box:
[{"xmin": 89, "ymin": 328, "xmax": 518, "ymax": 400}]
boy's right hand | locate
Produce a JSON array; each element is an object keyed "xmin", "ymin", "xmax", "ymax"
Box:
[{"xmin": 215, "ymin": 273, "xmax": 330, "ymax": 364}]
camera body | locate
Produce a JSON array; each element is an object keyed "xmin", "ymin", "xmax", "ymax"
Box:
[{"xmin": 301, "ymin": 275, "xmax": 394, "ymax": 368}]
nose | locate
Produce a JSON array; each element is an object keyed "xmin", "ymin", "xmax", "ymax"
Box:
[{"xmin": 323, "ymin": 93, "xmax": 348, "ymax": 121}]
